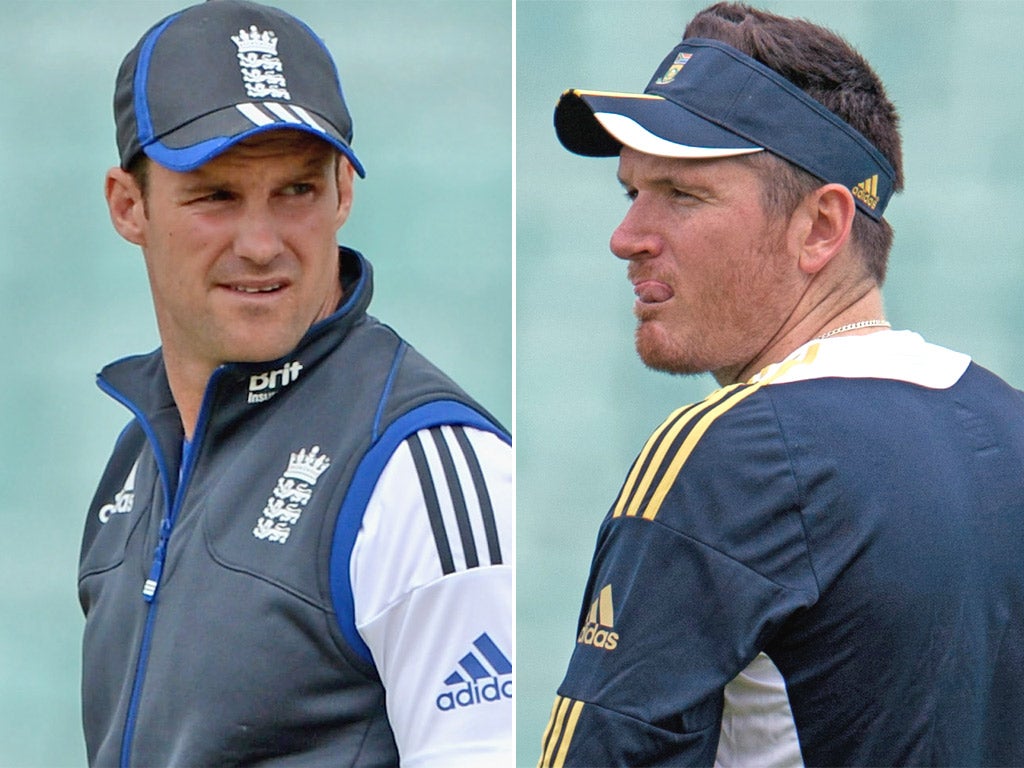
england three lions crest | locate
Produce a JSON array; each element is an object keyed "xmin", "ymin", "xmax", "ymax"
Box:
[
  {"xmin": 232, "ymin": 24, "xmax": 290, "ymax": 100},
  {"xmin": 252, "ymin": 446, "xmax": 331, "ymax": 544}
]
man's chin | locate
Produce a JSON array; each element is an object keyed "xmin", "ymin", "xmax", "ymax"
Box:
[
  {"xmin": 630, "ymin": 325, "xmax": 704, "ymax": 376},
  {"xmin": 634, "ymin": 334, "xmax": 704, "ymax": 377},
  {"xmin": 222, "ymin": 337, "xmax": 303, "ymax": 366}
]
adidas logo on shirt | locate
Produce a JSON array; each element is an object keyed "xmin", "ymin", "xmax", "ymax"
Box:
[
  {"xmin": 435, "ymin": 632, "xmax": 513, "ymax": 712},
  {"xmin": 577, "ymin": 584, "xmax": 619, "ymax": 651}
]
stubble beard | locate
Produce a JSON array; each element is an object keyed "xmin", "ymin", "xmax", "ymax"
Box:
[
  {"xmin": 631, "ymin": 230, "xmax": 790, "ymax": 379},
  {"xmin": 633, "ymin": 317, "xmax": 738, "ymax": 378}
]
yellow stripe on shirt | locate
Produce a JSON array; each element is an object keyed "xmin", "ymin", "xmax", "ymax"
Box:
[
  {"xmin": 538, "ymin": 695, "xmax": 586, "ymax": 768},
  {"xmin": 613, "ymin": 384, "xmax": 743, "ymax": 518},
  {"xmin": 642, "ymin": 346, "xmax": 818, "ymax": 520},
  {"xmin": 553, "ymin": 699, "xmax": 585, "ymax": 768}
]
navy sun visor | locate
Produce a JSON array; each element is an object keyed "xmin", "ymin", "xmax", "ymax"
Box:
[{"xmin": 555, "ymin": 38, "xmax": 896, "ymax": 220}]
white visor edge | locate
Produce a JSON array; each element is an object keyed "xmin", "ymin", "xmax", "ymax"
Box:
[{"xmin": 594, "ymin": 112, "xmax": 765, "ymax": 159}]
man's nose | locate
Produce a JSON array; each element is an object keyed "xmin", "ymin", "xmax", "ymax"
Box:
[
  {"xmin": 610, "ymin": 196, "xmax": 662, "ymax": 261},
  {"xmin": 234, "ymin": 202, "xmax": 283, "ymax": 264}
]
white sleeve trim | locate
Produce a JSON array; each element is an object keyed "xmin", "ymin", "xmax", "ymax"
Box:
[
  {"xmin": 352, "ymin": 426, "xmax": 513, "ymax": 625},
  {"xmin": 351, "ymin": 426, "xmax": 513, "ymax": 763}
]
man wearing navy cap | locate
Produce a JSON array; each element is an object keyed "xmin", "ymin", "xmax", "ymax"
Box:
[
  {"xmin": 78, "ymin": 2, "xmax": 512, "ymax": 766},
  {"xmin": 539, "ymin": 3, "xmax": 1024, "ymax": 766}
]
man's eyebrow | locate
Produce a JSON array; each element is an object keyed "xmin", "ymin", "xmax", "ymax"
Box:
[
  {"xmin": 179, "ymin": 165, "xmax": 233, "ymax": 187},
  {"xmin": 276, "ymin": 153, "xmax": 339, "ymax": 180},
  {"xmin": 617, "ymin": 174, "xmax": 702, "ymax": 189},
  {"xmin": 181, "ymin": 153, "xmax": 332, "ymax": 188},
  {"xmin": 178, "ymin": 178, "xmax": 232, "ymax": 194},
  {"xmin": 293, "ymin": 153, "xmax": 333, "ymax": 172}
]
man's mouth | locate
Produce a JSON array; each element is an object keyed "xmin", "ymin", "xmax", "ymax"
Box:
[
  {"xmin": 632, "ymin": 279, "xmax": 674, "ymax": 304},
  {"xmin": 232, "ymin": 284, "xmax": 283, "ymax": 294}
]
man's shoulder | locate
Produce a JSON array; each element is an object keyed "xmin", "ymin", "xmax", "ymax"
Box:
[
  {"xmin": 360, "ymin": 326, "xmax": 507, "ymax": 438},
  {"xmin": 641, "ymin": 377, "xmax": 786, "ymax": 461},
  {"xmin": 607, "ymin": 382, "xmax": 788, "ymax": 527}
]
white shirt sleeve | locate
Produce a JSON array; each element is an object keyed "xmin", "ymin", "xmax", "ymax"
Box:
[{"xmin": 351, "ymin": 425, "xmax": 514, "ymax": 768}]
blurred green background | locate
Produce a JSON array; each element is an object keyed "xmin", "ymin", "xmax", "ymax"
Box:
[
  {"xmin": 517, "ymin": 0, "xmax": 1024, "ymax": 764},
  {"xmin": 4, "ymin": 1, "xmax": 1024, "ymax": 765},
  {"xmin": 0, "ymin": 1, "xmax": 510, "ymax": 765}
]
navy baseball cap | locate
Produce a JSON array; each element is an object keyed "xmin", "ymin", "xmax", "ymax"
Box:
[
  {"xmin": 115, "ymin": 0, "xmax": 365, "ymax": 176},
  {"xmin": 555, "ymin": 38, "xmax": 895, "ymax": 220}
]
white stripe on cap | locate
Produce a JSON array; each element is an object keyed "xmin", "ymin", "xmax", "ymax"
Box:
[
  {"xmin": 235, "ymin": 102, "xmax": 328, "ymax": 134},
  {"xmin": 265, "ymin": 102, "xmax": 303, "ymax": 124},
  {"xmin": 595, "ymin": 111, "xmax": 764, "ymax": 160},
  {"xmin": 290, "ymin": 105, "xmax": 326, "ymax": 133},
  {"xmin": 236, "ymin": 102, "xmax": 274, "ymax": 127}
]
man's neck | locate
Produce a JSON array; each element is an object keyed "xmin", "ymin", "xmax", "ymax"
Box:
[
  {"xmin": 162, "ymin": 354, "xmax": 218, "ymax": 441},
  {"xmin": 721, "ymin": 284, "xmax": 886, "ymax": 386}
]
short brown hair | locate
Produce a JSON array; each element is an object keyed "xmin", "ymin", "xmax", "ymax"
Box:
[
  {"xmin": 124, "ymin": 154, "xmax": 151, "ymax": 216},
  {"xmin": 685, "ymin": 2, "xmax": 904, "ymax": 283}
]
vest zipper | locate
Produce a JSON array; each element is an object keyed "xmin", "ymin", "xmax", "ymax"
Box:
[{"xmin": 98, "ymin": 369, "xmax": 223, "ymax": 768}]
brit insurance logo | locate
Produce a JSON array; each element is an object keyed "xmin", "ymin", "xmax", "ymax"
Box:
[
  {"xmin": 247, "ymin": 360, "xmax": 302, "ymax": 404},
  {"xmin": 435, "ymin": 633, "xmax": 513, "ymax": 712}
]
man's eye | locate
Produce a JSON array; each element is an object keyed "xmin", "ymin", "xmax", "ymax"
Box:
[
  {"xmin": 283, "ymin": 183, "xmax": 315, "ymax": 196},
  {"xmin": 622, "ymin": 189, "xmax": 638, "ymax": 202},
  {"xmin": 197, "ymin": 190, "xmax": 233, "ymax": 203},
  {"xmin": 670, "ymin": 188, "xmax": 698, "ymax": 203}
]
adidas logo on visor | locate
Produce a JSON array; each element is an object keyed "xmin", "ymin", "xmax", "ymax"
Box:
[
  {"xmin": 435, "ymin": 633, "xmax": 513, "ymax": 712},
  {"xmin": 852, "ymin": 174, "xmax": 880, "ymax": 210}
]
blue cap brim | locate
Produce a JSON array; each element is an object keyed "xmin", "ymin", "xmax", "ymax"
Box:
[{"xmin": 143, "ymin": 102, "xmax": 365, "ymax": 177}]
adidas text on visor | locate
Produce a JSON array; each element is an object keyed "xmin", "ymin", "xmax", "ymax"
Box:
[
  {"xmin": 115, "ymin": 0, "xmax": 365, "ymax": 176},
  {"xmin": 554, "ymin": 38, "xmax": 895, "ymax": 220}
]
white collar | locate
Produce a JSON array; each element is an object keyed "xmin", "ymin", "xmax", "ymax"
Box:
[{"xmin": 750, "ymin": 330, "xmax": 971, "ymax": 390}]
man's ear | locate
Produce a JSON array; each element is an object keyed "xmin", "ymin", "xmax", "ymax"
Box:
[
  {"xmin": 335, "ymin": 157, "xmax": 356, "ymax": 229},
  {"xmin": 790, "ymin": 183, "xmax": 857, "ymax": 275},
  {"xmin": 105, "ymin": 167, "xmax": 147, "ymax": 246}
]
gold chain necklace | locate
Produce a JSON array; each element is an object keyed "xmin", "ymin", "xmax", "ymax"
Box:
[{"xmin": 817, "ymin": 320, "xmax": 891, "ymax": 339}]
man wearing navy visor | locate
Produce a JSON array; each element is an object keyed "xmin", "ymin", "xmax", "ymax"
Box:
[
  {"xmin": 78, "ymin": 2, "xmax": 513, "ymax": 766},
  {"xmin": 539, "ymin": 3, "xmax": 1024, "ymax": 766}
]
